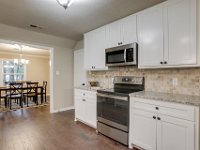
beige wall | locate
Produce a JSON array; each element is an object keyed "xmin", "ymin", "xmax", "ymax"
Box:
[
  {"xmin": 0, "ymin": 23, "xmax": 76, "ymax": 112},
  {"xmin": 74, "ymin": 40, "xmax": 83, "ymax": 51},
  {"xmin": 0, "ymin": 53, "xmax": 50, "ymax": 94}
]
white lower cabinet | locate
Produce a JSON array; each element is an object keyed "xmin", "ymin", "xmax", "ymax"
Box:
[
  {"xmin": 129, "ymin": 98, "xmax": 199, "ymax": 150},
  {"xmin": 157, "ymin": 114, "xmax": 195, "ymax": 150},
  {"xmin": 130, "ymin": 109, "xmax": 157, "ymax": 150},
  {"xmin": 74, "ymin": 89, "xmax": 97, "ymax": 128}
]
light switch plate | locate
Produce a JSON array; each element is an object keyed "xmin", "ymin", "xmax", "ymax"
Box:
[{"xmin": 56, "ymin": 70, "xmax": 60, "ymax": 75}]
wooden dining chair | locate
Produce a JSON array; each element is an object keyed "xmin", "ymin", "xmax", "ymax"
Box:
[
  {"xmin": 38, "ymin": 81, "xmax": 48, "ymax": 104},
  {"xmin": 26, "ymin": 82, "xmax": 39, "ymax": 107},
  {"xmin": 6, "ymin": 83, "xmax": 24, "ymax": 110}
]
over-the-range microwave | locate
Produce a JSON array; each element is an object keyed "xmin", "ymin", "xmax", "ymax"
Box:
[{"xmin": 105, "ymin": 43, "xmax": 138, "ymax": 67}]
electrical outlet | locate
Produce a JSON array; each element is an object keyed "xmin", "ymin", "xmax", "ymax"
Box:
[{"xmin": 172, "ymin": 78, "xmax": 178, "ymax": 86}]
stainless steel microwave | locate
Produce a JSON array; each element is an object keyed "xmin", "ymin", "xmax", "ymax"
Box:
[{"xmin": 105, "ymin": 43, "xmax": 138, "ymax": 67}]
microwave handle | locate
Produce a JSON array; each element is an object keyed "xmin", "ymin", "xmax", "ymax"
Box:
[{"xmin": 124, "ymin": 48, "xmax": 127, "ymax": 63}]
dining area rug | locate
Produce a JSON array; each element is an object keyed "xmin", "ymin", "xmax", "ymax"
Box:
[{"xmin": 0, "ymin": 96, "xmax": 49, "ymax": 112}]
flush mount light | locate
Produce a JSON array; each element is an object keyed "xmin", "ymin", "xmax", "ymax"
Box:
[{"xmin": 56, "ymin": 0, "xmax": 74, "ymax": 9}]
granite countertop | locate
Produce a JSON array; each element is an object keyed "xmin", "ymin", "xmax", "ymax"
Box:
[{"xmin": 130, "ymin": 91, "xmax": 200, "ymax": 106}]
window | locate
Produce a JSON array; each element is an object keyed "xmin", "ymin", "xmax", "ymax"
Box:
[{"xmin": 2, "ymin": 60, "xmax": 25, "ymax": 85}]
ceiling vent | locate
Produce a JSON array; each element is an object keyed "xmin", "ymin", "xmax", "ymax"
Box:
[{"xmin": 30, "ymin": 24, "xmax": 43, "ymax": 29}]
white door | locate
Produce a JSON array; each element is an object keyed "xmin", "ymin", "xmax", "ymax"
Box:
[
  {"xmin": 157, "ymin": 114, "xmax": 195, "ymax": 150},
  {"xmin": 75, "ymin": 97, "xmax": 86, "ymax": 121},
  {"xmin": 74, "ymin": 49, "xmax": 87, "ymax": 87},
  {"xmin": 164, "ymin": 0, "xmax": 196, "ymax": 65},
  {"xmin": 122, "ymin": 14, "xmax": 137, "ymax": 45},
  {"xmin": 106, "ymin": 21, "xmax": 122, "ymax": 48},
  {"xmin": 131, "ymin": 109, "xmax": 157, "ymax": 150},
  {"xmin": 85, "ymin": 99, "xmax": 97, "ymax": 128},
  {"xmin": 137, "ymin": 4, "xmax": 165, "ymax": 67}
]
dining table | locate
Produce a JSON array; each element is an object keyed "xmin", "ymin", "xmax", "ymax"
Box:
[{"xmin": 0, "ymin": 85, "xmax": 44, "ymax": 108}]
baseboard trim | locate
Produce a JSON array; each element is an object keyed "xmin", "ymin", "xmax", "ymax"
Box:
[{"xmin": 51, "ymin": 106, "xmax": 75, "ymax": 113}]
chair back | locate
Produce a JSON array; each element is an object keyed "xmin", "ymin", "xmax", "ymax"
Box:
[
  {"xmin": 27, "ymin": 82, "xmax": 39, "ymax": 95},
  {"xmin": 43, "ymin": 81, "xmax": 47, "ymax": 92},
  {"xmin": 9, "ymin": 83, "xmax": 23, "ymax": 97}
]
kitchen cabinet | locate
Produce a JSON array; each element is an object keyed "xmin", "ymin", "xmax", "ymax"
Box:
[
  {"xmin": 157, "ymin": 114, "xmax": 195, "ymax": 150},
  {"xmin": 137, "ymin": 4, "xmax": 164, "ymax": 67},
  {"xmin": 164, "ymin": 0, "xmax": 196, "ymax": 66},
  {"xmin": 74, "ymin": 89, "xmax": 97, "ymax": 128},
  {"xmin": 138, "ymin": 0, "xmax": 196, "ymax": 68},
  {"xmin": 106, "ymin": 14, "xmax": 137, "ymax": 48},
  {"xmin": 129, "ymin": 98, "xmax": 199, "ymax": 150},
  {"xmin": 130, "ymin": 109, "xmax": 157, "ymax": 150},
  {"xmin": 84, "ymin": 26, "xmax": 107, "ymax": 70}
]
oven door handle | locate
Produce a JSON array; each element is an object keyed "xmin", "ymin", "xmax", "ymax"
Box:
[
  {"xmin": 124, "ymin": 48, "xmax": 127, "ymax": 63},
  {"xmin": 97, "ymin": 93, "xmax": 128, "ymax": 101}
]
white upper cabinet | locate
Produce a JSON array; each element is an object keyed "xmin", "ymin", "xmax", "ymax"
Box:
[
  {"xmin": 137, "ymin": 4, "xmax": 164, "ymax": 67},
  {"xmin": 106, "ymin": 21, "xmax": 122, "ymax": 48},
  {"xmin": 164, "ymin": 0, "xmax": 196, "ymax": 65},
  {"xmin": 122, "ymin": 14, "xmax": 137, "ymax": 45},
  {"xmin": 138, "ymin": 0, "xmax": 197, "ymax": 68},
  {"xmin": 84, "ymin": 26, "xmax": 108, "ymax": 70},
  {"xmin": 106, "ymin": 14, "xmax": 137, "ymax": 48}
]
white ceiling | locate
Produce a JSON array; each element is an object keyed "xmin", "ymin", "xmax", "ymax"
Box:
[
  {"xmin": 0, "ymin": 43, "xmax": 50, "ymax": 56},
  {"xmin": 0, "ymin": 0, "xmax": 166, "ymax": 40}
]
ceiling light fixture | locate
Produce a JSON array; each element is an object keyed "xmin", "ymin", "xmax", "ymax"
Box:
[{"xmin": 56, "ymin": 0, "xmax": 74, "ymax": 9}]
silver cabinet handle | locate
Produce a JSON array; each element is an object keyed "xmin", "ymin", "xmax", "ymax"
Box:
[{"xmin": 97, "ymin": 93, "xmax": 128, "ymax": 101}]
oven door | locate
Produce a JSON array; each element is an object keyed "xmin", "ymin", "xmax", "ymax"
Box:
[{"xmin": 97, "ymin": 93, "xmax": 129, "ymax": 131}]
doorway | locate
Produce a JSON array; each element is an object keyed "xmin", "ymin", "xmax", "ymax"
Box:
[{"xmin": 0, "ymin": 39, "xmax": 54, "ymax": 112}]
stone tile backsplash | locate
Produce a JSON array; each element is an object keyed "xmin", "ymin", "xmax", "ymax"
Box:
[{"xmin": 87, "ymin": 67, "xmax": 200, "ymax": 96}]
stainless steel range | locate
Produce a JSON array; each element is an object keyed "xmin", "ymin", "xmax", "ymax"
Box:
[{"xmin": 97, "ymin": 76, "xmax": 144, "ymax": 145}]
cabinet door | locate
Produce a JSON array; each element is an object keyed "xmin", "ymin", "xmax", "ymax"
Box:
[
  {"xmin": 84, "ymin": 26, "xmax": 107, "ymax": 70},
  {"xmin": 164, "ymin": 0, "xmax": 196, "ymax": 65},
  {"xmin": 84, "ymin": 31, "xmax": 96, "ymax": 70},
  {"xmin": 106, "ymin": 21, "xmax": 122, "ymax": 48},
  {"xmin": 130, "ymin": 109, "xmax": 157, "ymax": 150},
  {"xmin": 157, "ymin": 114, "xmax": 195, "ymax": 150},
  {"xmin": 85, "ymin": 98, "xmax": 97, "ymax": 128},
  {"xmin": 137, "ymin": 4, "xmax": 164, "ymax": 67},
  {"xmin": 75, "ymin": 96, "xmax": 86, "ymax": 121},
  {"xmin": 122, "ymin": 14, "xmax": 137, "ymax": 45}
]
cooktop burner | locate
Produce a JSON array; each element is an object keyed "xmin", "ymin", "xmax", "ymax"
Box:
[{"xmin": 97, "ymin": 76, "xmax": 145, "ymax": 96}]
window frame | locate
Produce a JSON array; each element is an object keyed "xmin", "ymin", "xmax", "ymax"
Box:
[{"xmin": 2, "ymin": 59, "xmax": 27, "ymax": 85}]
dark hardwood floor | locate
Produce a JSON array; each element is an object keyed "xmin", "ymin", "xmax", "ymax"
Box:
[{"xmin": 0, "ymin": 106, "xmax": 139, "ymax": 150}]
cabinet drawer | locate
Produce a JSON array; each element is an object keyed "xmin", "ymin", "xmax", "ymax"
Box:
[
  {"xmin": 157, "ymin": 103, "xmax": 195, "ymax": 122},
  {"xmin": 75, "ymin": 89, "xmax": 97, "ymax": 98},
  {"xmin": 130, "ymin": 98, "xmax": 157, "ymax": 113},
  {"xmin": 131, "ymin": 97, "xmax": 196, "ymax": 122}
]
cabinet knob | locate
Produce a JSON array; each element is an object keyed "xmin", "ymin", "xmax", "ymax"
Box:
[
  {"xmin": 157, "ymin": 117, "xmax": 161, "ymax": 120},
  {"xmin": 118, "ymin": 43, "xmax": 120, "ymax": 45},
  {"xmin": 164, "ymin": 61, "xmax": 167, "ymax": 64},
  {"xmin": 82, "ymin": 99, "xmax": 86, "ymax": 101},
  {"xmin": 155, "ymin": 107, "xmax": 159, "ymax": 110},
  {"xmin": 120, "ymin": 42, "xmax": 123, "ymax": 45},
  {"xmin": 153, "ymin": 116, "xmax": 156, "ymax": 119},
  {"xmin": 160, "ymin": 62, "xmax": 163, "ymax": 64}
]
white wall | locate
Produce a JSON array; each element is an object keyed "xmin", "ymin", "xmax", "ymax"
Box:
[{"xmin": 0, "ymin": 23, "xmax": 76, "ymax": 112}]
